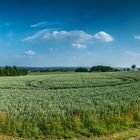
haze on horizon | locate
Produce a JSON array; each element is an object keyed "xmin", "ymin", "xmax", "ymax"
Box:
[{"xmin": 0, "ymin": 0, "xmax": 140, "ymax": 67}]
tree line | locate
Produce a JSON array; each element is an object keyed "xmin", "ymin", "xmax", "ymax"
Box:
[
  {"xmin": 75, "ymin": 65, "xmax": 116, "ymax": 72},
  {"xmin": 75, "ymin": 65, "xmax": 139, "ymax": 72},
  {"xmin": 0, "ymin": 66, "xmax": 28, "ymax": 76}
]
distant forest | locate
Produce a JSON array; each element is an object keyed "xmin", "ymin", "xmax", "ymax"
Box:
[{"xmin": 0, "ymin": 66, "xmax": 28, "ymax": 76}]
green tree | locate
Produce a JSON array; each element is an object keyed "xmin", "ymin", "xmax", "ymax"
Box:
[
  {"xmin": 131, "ymin": 65, "xmax": 136, "ymax": 70},
  {"xmin": 0, "ymin": 66, "xmax": 28, "ymax": 76},
  {"xmin": 75, "ymin": 67, "xmax": 88, "ymax": 72},
  {"xmin": 90, "ymin": 65, "xmax": 114, "ymax": 72}
]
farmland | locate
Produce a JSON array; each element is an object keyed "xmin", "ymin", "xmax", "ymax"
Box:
[{"xmin": 0, "ymin": 72, "xmax": 140, "ymax": 139}]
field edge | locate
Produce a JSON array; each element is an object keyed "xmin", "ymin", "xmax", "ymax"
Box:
[{"xmin": 1, "ymin": 128, "xmax": 140, "ymax": 140}]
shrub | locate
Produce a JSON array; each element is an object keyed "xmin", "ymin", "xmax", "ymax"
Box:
[{"xmin": 90, "ymin": 65, "xmax": 115, "ymax": 72}]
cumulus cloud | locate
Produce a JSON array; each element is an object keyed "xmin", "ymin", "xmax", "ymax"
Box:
[
  {"xmin": 24, "ymin": 50, "xmax": 36, "ymax": 56},
  {"xmin": 93, "ymin": 31, "xmax": 114, "ymax": 42},
  {"xmin": 22, "ymin": 30, "xmax": 114, "ymax": 44},
  {"xmin": 72, "ymin": 43, "xmax": 87, "ymax": 49},
  {"xmin": 134, "ymin": 35, "xmax": 140, "ymax": 40},
  {"xmin": 22, "ymin": 30, "xmax": 92, "ymax": 42}
]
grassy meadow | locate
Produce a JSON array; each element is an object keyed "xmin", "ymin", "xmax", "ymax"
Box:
[{"xmin": 0, "ymin": 72, "xmax": 140, "ymax": 139}]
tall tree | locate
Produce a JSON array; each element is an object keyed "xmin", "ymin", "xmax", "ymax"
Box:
[{"xmin": 131, "ymin": 65, "xmax": 136, "ymax": 70}]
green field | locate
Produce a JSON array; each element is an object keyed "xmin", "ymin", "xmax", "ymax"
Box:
[{"xmin": 0, "ymin": 72, "xmax": 140, "ymax": 139}]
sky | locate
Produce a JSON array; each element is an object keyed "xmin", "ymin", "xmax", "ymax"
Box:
[{"xmin": 0, "ymin": 0, "xmax": 140, "ymax": 67}]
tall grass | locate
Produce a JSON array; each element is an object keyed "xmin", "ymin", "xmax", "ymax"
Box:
[{"xmin": 1, "ymin": 104, "xmax": 140, "ymax": 138}]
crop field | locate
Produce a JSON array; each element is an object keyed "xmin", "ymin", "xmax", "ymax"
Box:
[{"xmin": 0, "ymin": 72, "xmax": 140, "ymax": 139}]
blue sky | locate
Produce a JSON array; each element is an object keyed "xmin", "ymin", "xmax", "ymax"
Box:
[{"xmin": 0, "ymin": 0, "xmax": 140, "ymax": 67}]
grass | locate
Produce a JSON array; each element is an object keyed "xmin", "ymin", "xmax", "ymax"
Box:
[
  {"xmin": 1, "ymin": 128, "xmax": 140, "ymax": 139},
  {"xmin": 0, "ymin": 72, "xmax": 140, "ymax": 138},
  {"xmin": 92, "ymin": 128, "xmax": 140, "ymax": 140},
  {"xmin": 29, "ymin": 71, "xmax": 78, "ymax": 75}
]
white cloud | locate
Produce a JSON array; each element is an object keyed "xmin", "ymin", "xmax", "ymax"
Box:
[
  {"xmin": 44, "ymin": 30, "xmax": 93, "ymax": 42},
  {"xmin": 30, "ymin": 21, "xmax": 59, "ymax": 28},
  {"xmin": 22, "ymin": 30, "xmax": 92, "ymax": 42},
  {"xmin": 22, "ymin": 30, "xmax": 114, "ymax": 44},
  {"xmin": 30, "ymin": 22, "xmax": 48, "ymax": 28},
  {"xmin": 93, "ymin": 31, "xmax": 114, "ymax": 42},
  {"xmin": 24, "ymin": 50, "xmax": 36, "ymax": 56},
  {"xmin": 134, "ymin": 35, "xmax": 140, "ymax": 40},
  {"xmin": 72, "ymin": 43, "xmax": 87, "ymax": 49},
  {"xmin": 21, "ymin": 29, "xmax": 49, "ymax": 41}
]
